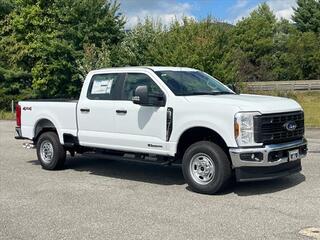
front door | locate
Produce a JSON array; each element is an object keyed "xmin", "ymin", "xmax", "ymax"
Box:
[{"xmin": 114, "ymin": 72, "xmax": 168, "ymax": 154}]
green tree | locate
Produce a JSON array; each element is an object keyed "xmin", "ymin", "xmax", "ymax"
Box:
[
  {"xmin": 287, "ymin": 32, "xmax": 320, "ymax": 79},
  {"xmin": 231, "ymin": 3, "xmax": 277, "ymax": 82},
  {"xmin": 0, "ymin": 0, "xmax": 125, "ymax": 98},
  {"xmin": 112, "ymin": 18, "xmax": 163, "ymax": 66},
  {"xmin": 77, "ymin": 42, "xmax": 111, "ymax": 81},
  {"xmin": 0, "ymin": 0, "xmax": 15, "ymax": 20},
  {"xmin": 271, "ymin": 19, "xmax": 300, "ymax": 80},
  {"xmin": 147, "ymin": 17, "xmax": 233, "ymax": 83},
  {"xmin": 292, "ymin": 0, "xmax": 320, "ymax": 33},
  {"xmin": 271, "ymin": 18, "xmax": 320, "ymax": 81}
]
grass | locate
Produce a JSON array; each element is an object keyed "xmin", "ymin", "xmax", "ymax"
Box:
[
  {"xmin": 1, "ymin": 91, "xmax": 319, "ymax": 127},
  {"xmin": 248, "ymin": 90, "xmax": 320, "ymax": 128},
  {"xmin": 0, "ymin": 111, "xmax": 15, "ymax": 120},
  {"xmin": 294, "ymin": 92, "xmax": 320, "ymax": 128}
]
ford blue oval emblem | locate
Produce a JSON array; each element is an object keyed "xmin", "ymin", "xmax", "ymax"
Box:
[{"xmin": 283, "ymin": 121, "xmax": 297, "ymax": 131}]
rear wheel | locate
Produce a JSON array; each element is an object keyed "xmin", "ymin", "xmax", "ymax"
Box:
[
  {"xmin": 182, "ymin": 141, "xmax": 231, "ymax": 194},
  {"xmin": 36, "ymin": 132, "xmax": 66, "ymax": 170}
]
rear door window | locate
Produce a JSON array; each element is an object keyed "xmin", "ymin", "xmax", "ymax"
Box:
[{"xmin": 87, "ymin": 73, "xmax": 122, "ymax": 100}]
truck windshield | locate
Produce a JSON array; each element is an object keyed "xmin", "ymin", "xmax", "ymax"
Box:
[{"xmin": 155, "ymin": 71, "xmax": 234, "ymax": 96}]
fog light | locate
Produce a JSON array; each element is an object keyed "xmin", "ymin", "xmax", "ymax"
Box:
[
  {"xmin": 240, "ymin": 152, "xmax": 263, "ymax": 162},
  {"xmin": 268, "ymin": 151, "xmax": 285, "ymax": 162}
]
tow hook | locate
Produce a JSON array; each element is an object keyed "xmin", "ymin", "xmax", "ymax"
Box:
[{"xmin": 23, "ymin": 142, "xmax": 35, "ymax": 149}]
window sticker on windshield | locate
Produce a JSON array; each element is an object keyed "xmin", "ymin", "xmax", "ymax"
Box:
[{"xmin": 91, "ymin": 79, "xmax": 113, "ymax": 94}]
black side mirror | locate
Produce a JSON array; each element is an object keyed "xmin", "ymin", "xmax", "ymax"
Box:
[
  {"xmin": 133, "ymin": 85, "xmax": 166, "ymax": 107},
  {"xmin": 227, "ymin": 84, "xmax": 240, "ymax": 94},
  {"xmin": 133, "ymin": 85, "xmax": 149, "ymax": 105}
]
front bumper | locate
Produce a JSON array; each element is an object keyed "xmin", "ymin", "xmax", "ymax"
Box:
[{"xmin": 229, "ymin": 139, "xmax": 307, "ymax": 182}]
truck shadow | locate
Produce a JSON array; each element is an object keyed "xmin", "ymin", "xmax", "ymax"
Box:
[
  {"xmin": 66, "ymin": 155, "xmax": 186, "ymax": 186},
  {"xmin": 231, "ymin": 173, "xmax": 305, "ymax": 196},
  {"xmin": 28, "ymin": 155, "xmax": 306, "ymax": 194}
]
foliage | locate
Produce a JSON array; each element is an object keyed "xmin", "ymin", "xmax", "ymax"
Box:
[
  {"xmin": 0, "ymin": 0, "xmax": 15, "ymax": 20},
  {"xmin": 0, "ymin": 0, "xmax": 320, "ymax": 109},
  {"xmin": 0, "ymin": 0, "xmax": 125, "ymax": 99},
  {"xmin": 0, "ymin": 67, "xmax": 33, "ymax": 110},
  {"xmin": 292, "ymin": 0, "xmax": 320, "ymax": 33},
  {"xmin": 77, "ymin": 42, "xmax": 111, "ymax": 81},
  {"xmin": 282, "ymin": 31, "xmax": 320, "ymax": 80},
  {"xmin": 147, "ymin": 17, "xmax": 234, "ymax": 82},
  {"xmin": 112, "ymin": 18, "xmax": 163, "ymax": 66},
  {"xmin": 230, "ymin": 4, "xmax": 277, "ymax": 82}
]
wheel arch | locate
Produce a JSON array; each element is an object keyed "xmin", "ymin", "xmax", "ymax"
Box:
[
  {"xmin": 34, "ymin": 118, "xmax": 58, "ymax": 143},
  {"xmin": 175, "ymin": 126, "xmax": 230, "ymax": 163}
]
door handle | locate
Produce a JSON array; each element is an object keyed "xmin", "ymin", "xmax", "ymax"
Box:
[
  {"xmin": 116, "ymin": 109, "xmax": 127, "ymax": 114},
  {"xmin": 80, "ymin": 108, "xmax": 90, "ymax": 113}
]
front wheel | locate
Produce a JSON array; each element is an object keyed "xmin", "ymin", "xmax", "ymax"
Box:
[
  {"xmin": 36, "ymin": 132, "xmax": 66, "ymax": 170},
  {"xmin": 182, "ymin": 141, "xmax": 231, "ymax": 194}
]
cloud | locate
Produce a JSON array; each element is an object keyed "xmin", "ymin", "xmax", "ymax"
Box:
[
  {"xmin": 227, "ymin": 0, "xmax": 256, "ymax": 24},
  {"xmin": 230, "ymin": 0, "xmax": 249, "ymax": 12},
  {"xmin": 229, "ymin": 0, "xmax": 298, "ymax": 24},
  {"xmin": 228, "ymin": 6, "xmax": 255, "ymax": 23},
  {"xmin": 119, "ymin": 0, "xmax": 194, "ymax": 29},
  {"xmin": 267, "ymin": 0, "xmax": 297, "ymax": 20}
]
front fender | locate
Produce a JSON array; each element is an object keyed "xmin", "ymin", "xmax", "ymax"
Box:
[{"xmin": 170, "ymin": 117, "xmax": 238, "ymax": 149}]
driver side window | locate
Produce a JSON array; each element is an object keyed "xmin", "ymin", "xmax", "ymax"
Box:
[{"xmin": 122, "ymin": 73, "xmax": 162, "ymax": 100}]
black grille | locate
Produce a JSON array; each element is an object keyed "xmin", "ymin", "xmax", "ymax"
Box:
[{"xmin": 254, "ymin": 111, "xmax": 304, "ymax": 144}]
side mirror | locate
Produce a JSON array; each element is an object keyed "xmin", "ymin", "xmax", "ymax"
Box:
[
  {"xmin": 227, "ymin": 84, "xmax": 240, "ymax": 94},
  {"xmin": 133, "ymin": 85, "xmax": 149, "ymax": 105},
  {"xmin": 132, "ymin": 85, "xmax": 166, "ymax": 107}
]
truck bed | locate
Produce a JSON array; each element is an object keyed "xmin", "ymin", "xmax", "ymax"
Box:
[{"xmin": 19, "ymin": 100, "xmax": 78, "ymax": 143}]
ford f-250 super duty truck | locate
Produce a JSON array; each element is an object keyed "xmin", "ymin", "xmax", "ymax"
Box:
[{"xmin": 15, "ymin": 67, "xmax": 308, "ymax": 194}]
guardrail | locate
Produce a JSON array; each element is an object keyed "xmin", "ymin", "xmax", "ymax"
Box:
[{"xmin": 247, "ymin": 80, "xmax": 320, "ymax": 91}]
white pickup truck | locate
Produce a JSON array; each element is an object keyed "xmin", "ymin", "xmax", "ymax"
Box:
[{"xmin": 15, "ymin": 67, "xmax": 307, "ymax": 194}]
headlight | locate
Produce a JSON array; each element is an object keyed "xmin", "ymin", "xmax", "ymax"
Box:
[{"xmin": 234, "ymin": 112, "xmax": 261, "ymax": 147}]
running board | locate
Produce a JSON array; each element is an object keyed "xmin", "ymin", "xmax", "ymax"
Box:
[{"xmin": 85, "ymin": 152, "xmax": 177, "ymax": 166}]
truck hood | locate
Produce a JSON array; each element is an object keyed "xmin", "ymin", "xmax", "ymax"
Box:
[{"xmin": 184, "ymin": 94, "xmax": 302, "ymax": 114}]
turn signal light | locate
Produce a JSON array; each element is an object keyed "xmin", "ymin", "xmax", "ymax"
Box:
[{"xmin": 234, "ymin": 122, "xmax": 240, "ymax": 138}]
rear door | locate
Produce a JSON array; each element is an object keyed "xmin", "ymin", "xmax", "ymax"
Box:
[
  {"xmin": 114, "ymin": 72, "xmax": 168, "ymax": 154},
  {"xmin": 77, "ymin": 72, "xmax": 124, "ymax": 148}
]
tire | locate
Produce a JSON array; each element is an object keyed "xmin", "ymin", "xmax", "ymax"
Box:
[
  {"xmin": 36, "ymin": 131, "xmax": 66, "ymax": 170},
  {"xmin": 182, "ymin": 141, "xmax": 231, "ymax": 194}
]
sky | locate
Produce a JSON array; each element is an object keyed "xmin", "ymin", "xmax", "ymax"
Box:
[{"xmin": 119, "ymin": 0, "xmax": 298, "ymax": 28}]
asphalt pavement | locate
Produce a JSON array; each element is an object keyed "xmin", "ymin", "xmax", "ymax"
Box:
[{"xmin": 0, "ymin": 120, "xmax": 319, "ymax": 240}]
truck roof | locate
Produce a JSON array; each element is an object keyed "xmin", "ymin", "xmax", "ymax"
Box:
[
  {"xmin": 145, "ymin": 66, "xmax": 197, "ymax": 71},
  {"xmin": 91, "ymin": 66, "xmax": 197, "ymax": 74}
]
